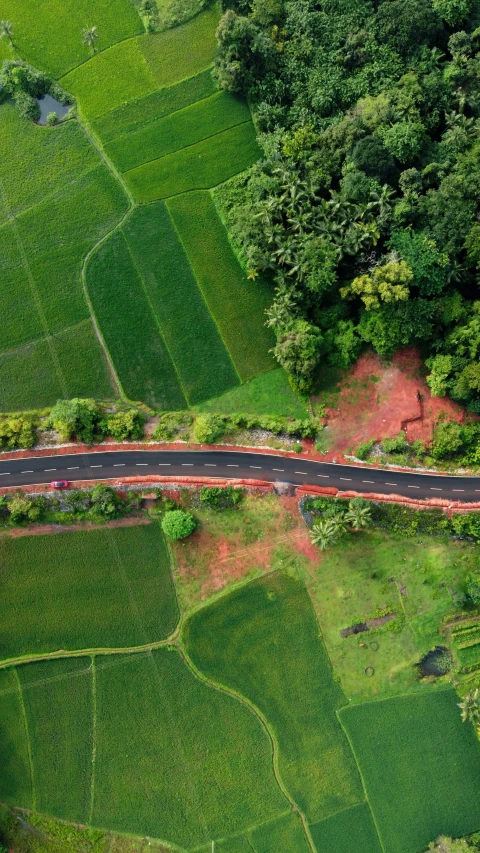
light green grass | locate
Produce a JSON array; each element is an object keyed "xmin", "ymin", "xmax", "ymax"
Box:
[
  {"xmin": 61, "ymin": 39, "xmax": 157, "ymax": 120},
  {"xmin": 93, "ymin": 648, "xmax": 287, "ymax": 846},
  {"xmin": 18, "ymin": 658, "xmax": 93, "ymax": 822},
  {"xmin": 0, "ymin": 320, "xmax": 113, "ymax": 410},
  {"xmin": 307, "ymin": 530, "xmax": 479, "ymax": 701},
  {"xmin": 125, "ymin": 121, "xmax": 260, "ymax": 200},
  {"xmin": 0, "ymin": 104, "xmax": 97, "ymax": 223},
  {"xmin": 106, "ymin": 91, "xmax": 251, "ymax": 172},
  {"xmin": 339, "ymin": 690, "xmax": 480, "ymax": 853},
  {"xmin": 0, "ymin": 523, "xmax": 179, "ymax": 659},
  {"xmin": 0, "ymin": 0, "xmax": 143, "ymax": 78},
  {"xmin": 122, "ymin": 202, "xmax": 239, "ymax": 404},
  {"xmin": 167, "ymin": 191, "xmax": 274, "ymax": 381},
  {"xmin": 0, "ymin": 162, "xmax": 128, "ymax": 353},
  {"xmin": 87, "ymin": 229, "xmax": 187, "ymax": 409},
  {"xmin": 183, "ymin": 573, "xmax": 364, "ymax": 824},
  {"xmin": 205, "ymin": 813, "xmax": 310, "ymax": 853},
  {"xmin": 92, "ymin": 68, "xmax": 217, "ymax": 141},
  {"xmin": 196, "ymin": 367, "xmax": 309, "ymax": 417},
  {"xmin": 309, "ymin": 802, "xmax": 383, "ymax": 853},
  {"xmin": 61, "ymin": 7, "xmax": 219, "ymax": 120},
  {"xmin": 0, "ymin": 668, "xmax": 32, "ymax": 809},
  {"xmin": 138, "ymin": 5, "xmax": 219, "ymax": 85}
]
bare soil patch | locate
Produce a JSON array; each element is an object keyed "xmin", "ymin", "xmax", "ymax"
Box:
[{"xmin": 315, "ymin": 347, "xmax": 466, "ymax": 460}]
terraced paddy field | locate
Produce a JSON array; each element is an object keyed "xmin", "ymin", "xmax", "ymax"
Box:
[
  {"xmin": 0, "ymin": 506, "xmax": 480, "ymax": 853},
  {"xmin": 0, "ymin": 2, "xmax": 275, "ymax": 410}
]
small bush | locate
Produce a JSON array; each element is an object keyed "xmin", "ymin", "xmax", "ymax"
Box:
[
  {"xmin": 199, "ymin": 486, "xmax": 244, "ymax": 510},
  {"xmin": 89, "ymin": 484, "xmax": 126, "ymax": 519},
  {"xmin": 466, "ymin": 576, "xmax": 480, "ymax": 605},
  {"xmin": 355, "ymin": 439, "xmax": 375, "ymax": 460},
  {"xmin": 46, "ymin": 111, "xmax": 57, "ymax": 125},
  {"xmin": 193, "ymin": 414, "xmax": 225, "ymax": 444},
  {"xmin": 14, "ymin": 90, "xmax": 40, "ymax": 121},
  {"xmin": 161, "ymin": 509, "xmax": 197, "ymax": 539},
  {"xmin": 381, "ymin": 432, "xmax": 408, "ymax": 454},
  {"xmin": 48, "ymin": 398, "xmax": 101, "ymax": 443},
  {"xmin": 0, "ymin": 417, "xmax": 35, "ymax": 450},
  {"xmin": 104, "ymin": 409, "xmax": 146, "ymax": 441},
  {"xmin": 152, "ymin": 412, "xmax": 192, "ymax": 441},
  {"xmin": 7, "ymin": 493, "xmax": 45, "ymax": 524}
]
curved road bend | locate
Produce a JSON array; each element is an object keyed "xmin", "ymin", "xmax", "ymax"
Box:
[{"xmin": 0, "ymin": 449, "xmax": 479, "ymax": 502}]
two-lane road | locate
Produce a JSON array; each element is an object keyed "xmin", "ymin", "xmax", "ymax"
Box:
[{"xmin": 0, "ymin": 449, "xmax": 479, "ymax": 502}]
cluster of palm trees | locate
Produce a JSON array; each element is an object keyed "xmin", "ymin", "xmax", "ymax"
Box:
[{"xmin": 310, "ymin": 499, "xmax": 371, "ymax": 551}]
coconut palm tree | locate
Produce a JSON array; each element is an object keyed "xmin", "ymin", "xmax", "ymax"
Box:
[
  {"xmin": 0, "ymin": 20, "xmax": 13, "ymax": 45},
  {"xmin": 345, "ymin": 499, "xmax": 372, "ymax": 531},
  {"xmin": 82, "ymin": 26, "xmax": 99, "ymax": 53},
  {"xmin": 310, "ymin": 518, "xmax": 338, "ymax": 551},
  {"xmin": 458, "ymin": 688, "xmax": 480, "ymax": 727}
]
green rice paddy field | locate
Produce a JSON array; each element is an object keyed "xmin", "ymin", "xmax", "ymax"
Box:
[
  {"xmin": 0, "ymin": 1, "xmax": 277, "ymax": 412},
  {"xmin": 0, "ymin": 517, "xmax": 480, "ymax": 852}
]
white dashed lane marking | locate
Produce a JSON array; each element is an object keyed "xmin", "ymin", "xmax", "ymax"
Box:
[
  {"xmin": 21, "ymin": 470, "xmax": 33, "ymax": 474},
  {"xmin": 44, "ymin": 468, "xmax": 56, "ymax": 472},
  {"xmin": 317, "ymin": 474, "xmax": 329, "ymax": 478},
  {"xmin": 67, "ymin": 467, "xmax": 79, "ymax": 470},
  {"xmin": 407, "ymin": 485, "xmax": 420, "ymax": 489},
  {"xmin": 113, "ymin": 464, "xmax": 125, "ymax": 467},
  {"xmin": 182, "ymin": 464, "xmax": 194, "ymax": 466},
  {"xmin": 385, "ymin": 482, "xmax": 397, "ymax": 486},
  {"xmin": 250, "ymin": 466, "xmax": 262, "ymax": 469},
  {"xmin": 0, "ymin": 472, "xmax": 10, "ymax": 476},
  {"xmin": 430, "ymin": 488, "xmax": 442, "ymax": 491},
  {"xmin": 272, "ymin": 468, "xmax": 284, "ymax": 472},
  {"xmin": 90, "ymin": 465, "xmax": 102, "ymax": 468},
  {"xmin": 158, "ymin": 463, "xmax": 170, "ymax": 466},
  {"xmin": 340, "ymin": 478, "xmax": 352, "ymax": 481},
  {"xmin": 363, "ymin": 480, "xmax": 374, "ymax": 484},
  {"xmin": 204, "ymin": 464, "xmax": 216, "ymax": 467},
  {"xmin": 136, "ymin": 463, "xmax": 148, "ymax": 466},
  {"xmin": 295, "ymin": 471, "xmax": 308, "ymax": 475}
]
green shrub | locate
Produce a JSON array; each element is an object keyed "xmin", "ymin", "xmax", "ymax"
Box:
[
  {"xmin": 466, "ymin": 576, "xmax": 480, "ymax": 605},
  {"xmin": 381, "ymin": 432, "xmax": 409, "ymax": 454},
  {"xmin": 89, "ymin": 484, "xmax": 126, "ymax": 519},
  {"xmin": 0, "ymin": 417, "xmax": 35, "ymax": 450},
  {"xmin": 193, "ymin": 414, "xmax": 225, "ymax": 444},
  {"xmin": 355, "ymin": 439, "xmax": 375, "ymax": 460},
  {"xmin": 104, "ymin": 409, "xmax": 146, "ymax": 441},
  {"xmin": 153, "ymin": 412, "xmax": 192, "ymax": 441},
  {"xmin": 48, "ymin": 398, "xmax": 101, "ymax": 443},
  {"xmin": 431, "ymin": 420, "xmax": 464, "ymax": 460},
  {"xmin": 14, "ymin": 90, "xmax": 40, "ymax": 121},
  {"xmin": 7, "ymin": 494, "xmax": 45, "ymax": 524},
  {"xmin": 161, "ymin": 509, "xmax": 197, "ymax": 539},
  {"xmin": 46, "ymin": 111, "xmax": 57, "ymax": 126},
  {"xmin": 199, "ymin": 486, "xmax": 244, "ymax": 510},
  {"xmin": 451, "ymin": 512, "xmax": 480, "ymax": 539}
]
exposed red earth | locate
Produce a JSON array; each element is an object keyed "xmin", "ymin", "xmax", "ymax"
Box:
[{"xmin": 316, "ymin": 347, "xmax": 468, "ymax": 460}]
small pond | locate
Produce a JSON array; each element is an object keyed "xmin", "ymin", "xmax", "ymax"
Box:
[
  {"xmin": 417, "ymin": 645, "xmax": 452, "ymax": 678},
  {"xmin": 37, "ymin": 94, "xmax": 70, "ymax": 125}
]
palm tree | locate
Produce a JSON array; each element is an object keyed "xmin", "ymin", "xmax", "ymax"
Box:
[
  {"xmin": 458, "ymin": 689, "xmax": 480, "ymax": 727},
  {"xmin": 345, "ymin": 500, "xmax": 371, "ymax": 530},
  {"xmin": 82, "ymin": 26, "xmax": 99, "ymax": 53},
  {"xmin": 0, "ymin": 20, "xmax": 13, "ymax": 45},
  {"xmin": 310, "ymin": 518, "xmax": 338, "ymax": 551}
]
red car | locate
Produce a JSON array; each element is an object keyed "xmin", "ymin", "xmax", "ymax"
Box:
[{"xmin": 50, "ymin": 480, "xmax": 69, "ymax": 489}]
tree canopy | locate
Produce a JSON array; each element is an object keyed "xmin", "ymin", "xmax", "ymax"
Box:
[{"xmin": 215, "ymin": 0, "xmax": 480, "ymax": 408}]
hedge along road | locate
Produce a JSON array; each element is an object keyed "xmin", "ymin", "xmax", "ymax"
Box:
[{"xmin": 0, "ymin": 449, "xmax": 480, "ymax": 502}]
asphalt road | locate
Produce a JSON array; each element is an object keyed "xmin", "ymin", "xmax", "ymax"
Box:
[{"xmin": 0, "ymin": 449, "xmax": 479, "ymax": 502}]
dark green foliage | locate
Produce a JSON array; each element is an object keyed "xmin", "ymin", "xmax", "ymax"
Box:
[
  {"xmin": 199, "ymin": 486, "xmax": 244, "ymax": 510},
  {"xmin": 48, "ymin": 398, "xmax": 101, "ymax": 443},
  {"xmin": 161, "ymin": 509, "xmax": 197, "ymax": 539},
  {"xmin": 90, "ymin": 485, "xmax": 127, "ymax": 519},
  {"xmin": 305, "ymin": 496, "xmax": 452, "ymax": 538},
  {"xmin": 211, "ymin": 0, "xmax": 480, "ymax": 405},
  {"xmin": 1, "ymin": 59, "xmax": 72, "ymax": 121},
  {"xmin": 466, "ymin": 576, "xmax": 480, "ymax": 604},
  {"xmin": 381, "ymin": 432, "xmax": 409, "ymax": 454}
]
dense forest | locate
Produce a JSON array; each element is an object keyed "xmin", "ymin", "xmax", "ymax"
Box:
[{"xmin": 213, "ymin": 0, "xmax": 480, "ymax": 410}]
